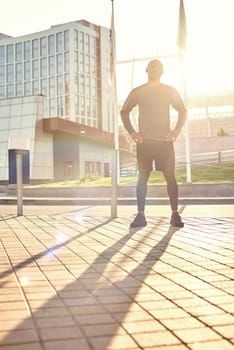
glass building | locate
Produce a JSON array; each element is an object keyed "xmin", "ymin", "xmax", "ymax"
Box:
[{"xmin": 0, "ymin": 21, "xmax": 130, "ymax": 183}]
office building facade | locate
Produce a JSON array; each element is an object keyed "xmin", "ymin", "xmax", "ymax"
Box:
[{"xmin": 0, "ymin": 20, "xmax": 129, "ymax": 183}]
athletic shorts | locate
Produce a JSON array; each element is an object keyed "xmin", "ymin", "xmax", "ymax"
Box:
[{"xmin": 136, "ymin": 140, "xmax": 175, "ymax": 173}]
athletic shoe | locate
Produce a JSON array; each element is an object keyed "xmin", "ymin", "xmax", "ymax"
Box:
[
  {"xmin": 130, "ymin": 212, "xmax": 147, "ymax": 228},
  {"xmin": 170, "ymin": 212, "xmax": 184, "ymax": 227}
]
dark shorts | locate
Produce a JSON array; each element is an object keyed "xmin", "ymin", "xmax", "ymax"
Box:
[{"xmin": 136, "ymin": 140, "xmax": 175, "ymax": 173}]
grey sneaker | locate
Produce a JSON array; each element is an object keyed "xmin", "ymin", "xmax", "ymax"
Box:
[
  {"xmin": 170, "ymin": 212, "xmax": 184, "ymax": 227},
  {"xmin": 130, "ymin": 213, "xmax": 147, "ymax": 228}
]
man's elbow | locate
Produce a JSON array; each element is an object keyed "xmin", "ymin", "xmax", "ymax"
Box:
[{"xmin": 120, "ymin": 109, "xmax": 128, "ymax": 120}]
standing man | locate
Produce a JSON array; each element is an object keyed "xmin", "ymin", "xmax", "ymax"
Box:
[{"xmin": 120, "ymin": 59, "xmax": 187, "ymax": 228}]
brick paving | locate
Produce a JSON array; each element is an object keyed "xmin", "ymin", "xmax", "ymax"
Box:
[{"xmin": 0, "ymin": 205, "xmax": 233, "ymax": 350}]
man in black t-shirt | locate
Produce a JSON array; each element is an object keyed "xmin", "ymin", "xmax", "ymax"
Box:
[{"xmin": 120, "ymin": 59, "xmax": 187, "ymax": 228}]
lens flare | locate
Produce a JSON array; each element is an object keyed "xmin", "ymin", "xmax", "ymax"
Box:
[{"xmin": 20, "ymin": 276, "xmax": 30, "ymax": 286}]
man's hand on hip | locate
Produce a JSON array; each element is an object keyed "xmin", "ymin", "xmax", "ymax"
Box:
[{"xmin": 130, "ymin": 131, "xmax": 143, "ymax": 143}]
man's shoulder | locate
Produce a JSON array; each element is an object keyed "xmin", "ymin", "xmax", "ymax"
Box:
[
  {"xmin": 160, "ymin": 83, "xmax": 175, "ymax": 91},
  {"xmin": 133, "ymin": 83, "xmax": 148, "ymax": 92}
]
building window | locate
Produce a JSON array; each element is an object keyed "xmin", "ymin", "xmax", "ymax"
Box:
[
  {"xmin": 33, "ymin": 80, "xmax": 39, "ymax": 95},
  {"xmin": 49, "ymin": 98, "xmax": 56, "ymax": 116},
  {"xmin": 64, "ymin": 52, "xmax": 69, "ymax": 73},
  {"xmin": 74, "ymin": 30, "xmax": 78, "ymax": 50},
  {"xmin": 86, "ymin": 97, "xmax": 91, "ymax": 116},
  {"xmin": 57, "ymin": 96, "xmax": 63, "ymax": 116},
  {"xmin": 79, "ymin": 31, "xmax": 84, "ymax": 51},
  {"xmin": 24, "ymin": 61, "xmax": 31, "ymax": 80},
  {"xmin": 49, "ymin": 55, "xmax": 55, "ymax": 75},
  {"xmin": 15, "ymin": 43, "xmax": 22, "ymax": 61},
  {"xmin": 85, "ymin": 161, "xmax": 101, "ymax": 177},
  {"xmin": 90, "ymin": 36, "xmax": 96, "ymax": 56},
  {"xmin": 57, "ymin": 75, "xmax": 63, "ymax": 95},
  {"xmin": 80, "ymin": 74, "xmax": 85, "ymax": 94},
  {"xmin": 85, "ymin": 34, "xmax": 90, "ymax": 53},
  {"xmin": 7, "ymin": 84, "xmax": 14, "ymax": 98},
  {"xmin": 48, "ymin": 35, "xmax": 55, "ymax": 55},
  {"xmin": 16, "ymin": 63, "xmax": 22, "ymax": 81},
  {"xmin": 24, "ymin": 41, "xmax": 31, "ymax": 60},
  {"xmin": 64, "ymin": 30, "xmax": 69, "ymax": 51},
  {"xmin": 74, "ymin": 72, "xmax": 79, "ymax": 93},
  {"xmin": 91, "ymin": 57, "xmax": 96, "ymax": 75},
  {"xmin": 40, "ymin": 57, "xmax": 47, "ymax": 77},
  {"xmin": 32, "ymin": 39, "xmax": 39, "ymax": 58},
  {"xmin": 0, "ymin": 46, "xmax": 5, "ymax": 64},
  {"xmin": 75, "ymin": 95, "xmax": 79, "ymax": 115},
  {"xmin": 49, "ymin": 77, "xmax": 55, "ymax": 96},
  {"xmin": 24, "ymin": 81, "xmax": 31, "ymax": 96},
  {"xmin": 41, "ymin": 79, "xmax": 47, "ymax": 95},
  {"xmin": 64, "ymin": 74, "xmax": 69, "ymax": 93},
  {"xmin": 6, "ymin": 45, "xmax": 14, "ymax": 63},
  {"xmin": 40, "ymin": 37, "xmax": 47, "ymax": 56},
  {"xmin": 7, "ymin": 64, "xmax": 14, "ymax": 83},
  {"xmin": 56, "ymin": 54, "xmax": 63, "ymax": 73},
  {"xmin": 0, "ymin": 85, "xmax": 5, "ymax": 99},
  {"xmin": 65, "ymin": 95, "xmax": 70, "ymax": 115},
  {"xmin": 32, "ymin": 60, "xmax": 39, "ymax": 79},
  {"xmin": 86, "ymin": 76, "xmax": 91, "ymax": 96},
  {"xmin": 0, "ymin": 66, "xmax": 5, "ymax": 83},
  {"xmin": 92, "ymin": 99, "xmax": 97, "ymax": 117},
  {"xmin": 79, "ymin": 53, "xmax": 84, "ymax": 73},
  {"xmin": 91, "ymin": 77, "xmax": 96, "ymax": 97},
  {"xmin": 16, "ymin": 83, "xmax": 23, "ymax": 96},
  {"xmin": 85, "ymin": 55, "xmax": 90, "ymax": 74},
  {"xmin": 80, "ymin": 96, "xmax": 85, "ymax": 116},
  {"xmin": 56, "ymin": 32, "xmax": 63, "ymax": 53}
]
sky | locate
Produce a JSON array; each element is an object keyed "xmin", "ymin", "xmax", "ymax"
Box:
[{"xmin": 1, "ymin": 0, "xmax": 234, "ymax": 100}]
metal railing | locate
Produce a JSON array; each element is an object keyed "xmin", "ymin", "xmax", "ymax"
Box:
[
  {"xmin": 120, "ymin": 149, "xmax": 234, "ymax": 176},
  {"xmin": 176, "ymin": 149, "xmax": 234, "ymax": 168}
]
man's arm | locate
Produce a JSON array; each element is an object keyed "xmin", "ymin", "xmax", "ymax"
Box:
[
  {"xmin": 120, "ymin": 89, "xmax": 142, "ymax": 143},
  {"xmin": 167, "ymin": 89, "xmax": 187, "ymax": 142}
]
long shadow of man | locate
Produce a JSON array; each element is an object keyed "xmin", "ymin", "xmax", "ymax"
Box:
[{"xmin": 1, "ymin": 214, "xmax": 179, "ymax": 349}]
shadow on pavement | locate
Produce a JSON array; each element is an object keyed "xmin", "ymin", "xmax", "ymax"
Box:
[{"xmin": 1, "ymin": 214, "xmax": 180, "ymax": 349}]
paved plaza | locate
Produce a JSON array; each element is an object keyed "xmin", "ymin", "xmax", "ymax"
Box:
[{"xmin": 0, "ymin": 204, "xmax": 233, "ymax": 350}]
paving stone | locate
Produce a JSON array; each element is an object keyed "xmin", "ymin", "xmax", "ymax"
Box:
[{"xmin": 0, "ymin": 205, "xmax": 233, "ymax": 349}]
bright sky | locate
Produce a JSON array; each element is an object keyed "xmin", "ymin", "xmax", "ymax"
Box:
[{"xmin": 1, "ymin": 0, "xmax": 234, "ymax": 100}]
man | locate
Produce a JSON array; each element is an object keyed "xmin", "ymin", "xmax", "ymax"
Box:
[{"xmin": 120, "ymin": 59, "xmax": 187, "ymax": 228}]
